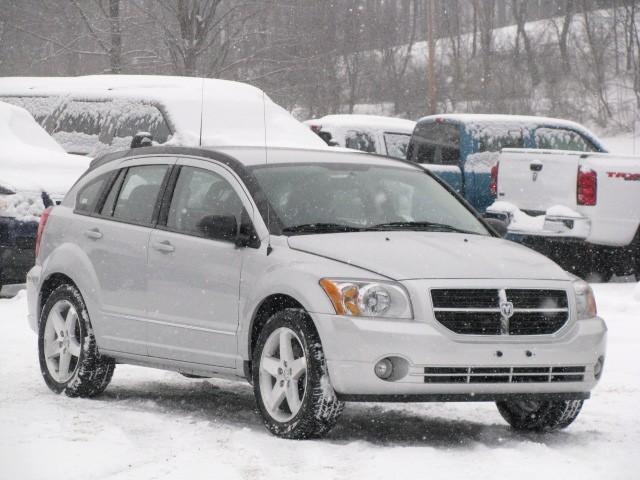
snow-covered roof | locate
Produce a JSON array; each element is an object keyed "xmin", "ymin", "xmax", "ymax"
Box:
[
  {"xmin": 308, "ymin": 114, "xmax": 416, "ymax": 133},
  {"xmin": 0, "ymin": 75, "xmax": 326, "ymax": 150},
  {"xmin": 419, "ymin": 113, "xmax": 600, "ymax": 138},
  {"xmin": 0, "ymin": 101, "xmax": 90, "ymax": 196}
]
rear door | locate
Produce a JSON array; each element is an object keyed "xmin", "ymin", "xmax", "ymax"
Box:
[
  {"xmin": 407, "ymin": 122, "xmax": 463, "ymax": 193},
  {"xmin": 79, "ymin": 157, "xmax": 174, "ymax": 354},
  {"xmin": 145, "ymin": 157, "xmax": 254, "ymax": 368}
]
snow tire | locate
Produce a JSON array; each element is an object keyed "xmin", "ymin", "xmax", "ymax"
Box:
[
  {"xmin": 496, "ymin": 398, "xmax": 584, "ymax": 432},
  {"xmin": 38, "ymin": 284, "xmax": 115, "ymax": 397},
  {"xmin": 252, "ymin": 308, "xmax": 344, "ymax": 439}
]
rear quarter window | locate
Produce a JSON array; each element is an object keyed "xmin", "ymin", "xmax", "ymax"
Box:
[
  {"xmin": 75, "ymin": 173, "xmax": 111, "ymax": 214},
  {"xmin": 408, "ymin": 123, "xmax": 460, "ymax": 165}
]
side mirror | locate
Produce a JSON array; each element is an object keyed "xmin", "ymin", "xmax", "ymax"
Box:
[
  {"xmin": 236, "ymin": 210, "xmax": 261, "ymax": 249},
  {"xmin": 484, "ymin": 217, "xmax": 509, "ymax": 238},
  {"xmin": 197, "ymin": 215, "xmax": 238, "ymax": 242},
  {"xmin": 131, "ymin": 131, "xmax": 153, "ymax": 149}
]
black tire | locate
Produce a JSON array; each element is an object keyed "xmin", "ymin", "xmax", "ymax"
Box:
[
  {"xmin": 38, "ymin": 284, "xmax": 115, "ymax": 397},
  {"xmin": 252, "ymin": 308, "xmax": 344, "ymax": 439},
  {"xmin": 496, "ymin": 398, "xmax": 584, "ymax": 432}
]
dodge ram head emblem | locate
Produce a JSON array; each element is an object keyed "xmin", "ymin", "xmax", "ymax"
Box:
[{"xmin": 498, "ymin": 289, "xmax": 514, "ymax": 335}]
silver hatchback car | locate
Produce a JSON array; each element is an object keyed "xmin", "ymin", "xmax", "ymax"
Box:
[{"xmin": 27, "ymin": 146, "xmax": 606, "ymax": 439}]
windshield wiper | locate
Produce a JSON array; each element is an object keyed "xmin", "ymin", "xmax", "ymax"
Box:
[
  {"xmin": 366, "ymin": 221, "xmax": 476, "ymax": 234},
  {"xmin": 282, "ymin": 223, "xmax": 364, "ymax": 235}
]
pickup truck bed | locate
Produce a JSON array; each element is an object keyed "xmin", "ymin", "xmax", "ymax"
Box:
[{"xmin": 489, "ymin": 148, "xmax": 640, "ymax": 276}]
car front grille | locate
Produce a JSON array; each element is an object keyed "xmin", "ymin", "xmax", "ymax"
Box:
[
  {"xmin": 430, "ymin": 288, "xmax": 569, "ymax": 335},
  {"xmin": 422, "ymin": 366, "xmax": 585, "ymax": 384}
]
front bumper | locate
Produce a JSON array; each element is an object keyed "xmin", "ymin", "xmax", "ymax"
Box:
[{"xmin": 313, "ymin": 312, "xmax": 606, "ymax": 399}]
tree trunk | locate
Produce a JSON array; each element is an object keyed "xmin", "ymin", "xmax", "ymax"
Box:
[{"xmin": 108, "ymin": 0, "xmax": 122, "ymax": 74}]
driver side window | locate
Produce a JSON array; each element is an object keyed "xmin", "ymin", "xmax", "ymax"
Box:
[{"xmin": 166, "ymin": 166, "xmax": 244, "ymax": 239}]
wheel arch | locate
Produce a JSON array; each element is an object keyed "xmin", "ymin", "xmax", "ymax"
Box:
[
  {"xmin": 38, "ymin": 243, "xmax": 102, "ymax": 329},
  {"xmin": 247, "ymin": 293, "xmax": 306, "ymax": 364}
]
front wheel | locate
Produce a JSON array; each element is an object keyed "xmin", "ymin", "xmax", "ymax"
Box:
[
  {"xmin": 38, "ymin": 284, "xmax": 115, "ymax": 397},
  {"xmin": 496, "ymin": 398, "xmax": 584, "ymax": 432},
  {"xmin": 252, "ymin": 309, "xmax": 344, "ymax": 439}
]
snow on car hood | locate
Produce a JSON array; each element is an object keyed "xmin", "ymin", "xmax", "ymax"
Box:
[
  {"xmin": 287, "ymin": 231, "xmax": 569, "ymax": 280},
  {"xmin": 0, "ymin": 147, "xmax": 89, "ymax": 196},
  {"xmin": 0, "ymin": 102, "xmax": 90, "ymax": 196}
]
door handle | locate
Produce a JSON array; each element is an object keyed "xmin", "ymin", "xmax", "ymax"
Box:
[
  {"xmin": 152, "ymin": 240, "xmax": 175, "ymax": 253},
  {"xmin": 84, "ymin": 228, "xmax": 103, "ymax": 240}
]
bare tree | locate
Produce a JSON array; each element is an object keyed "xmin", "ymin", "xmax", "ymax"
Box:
[{"xmin": 512, "ymin": 0, "xmax": 540, "ymax": 86}]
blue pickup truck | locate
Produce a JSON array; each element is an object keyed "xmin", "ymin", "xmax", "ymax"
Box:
[{"xmin": 406, "ymin": 114, "xmax": 607, "ymax": 213}]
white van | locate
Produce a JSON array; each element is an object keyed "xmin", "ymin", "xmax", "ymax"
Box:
[{"xmin": 0, "ymin": 75, "xmax": 325, "ymax": 156}]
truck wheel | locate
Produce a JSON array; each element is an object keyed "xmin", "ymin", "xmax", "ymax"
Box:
[
  {"xmin": 38, "ymin": 284, "xmax": 115, "ymax": 397},
  {"xmin": 252, "ymin": 308, "xmax": 344, "ymax": 439},
  {"xmin": 496, "ymin": 398, "xmax": 583, "ymax": 432}
]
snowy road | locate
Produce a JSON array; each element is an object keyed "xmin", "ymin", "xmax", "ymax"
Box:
[{"xmin": 1, "ymin": 283, "xmax": 639, "ymax": 480}]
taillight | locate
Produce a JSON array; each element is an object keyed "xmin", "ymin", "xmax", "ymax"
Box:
[
  {"xmin": 490, "ymin": 162, "xmax": 499, "ymax": 196},
  {"xmin": 577, "ymin": 167, "xmax": 597, "ymax": 206},
  {"xmin": 35, "ymin": 206, "xmax": 53, "ymax": 257}
]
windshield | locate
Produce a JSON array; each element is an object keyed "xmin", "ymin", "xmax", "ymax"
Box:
[{"xmin": 250, "ymin": 162, "xmax": 490, "ymax": 236}]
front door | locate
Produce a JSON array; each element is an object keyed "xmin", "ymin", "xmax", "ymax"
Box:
[{"xmin": 146, "ymin": 158, "xmax": 253, "ymax": 368}]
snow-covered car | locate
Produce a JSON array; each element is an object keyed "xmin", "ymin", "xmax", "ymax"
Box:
[
  {"xmin": 0, "ymin": 101, "xmax": 89, "ymax": 291},
  {"xmin": 304, "ymin": 114, "xmax": 415, "ymax": 159},
  {"xmin": 27, "ymin": 145, "xmax": 606, "ymax": 439},
  {"xmin": 487, "ymin": 148, "xmax": 640, "ymax": 279},
  {"xmin": 0, "ymin": 75, "xmax": 326, "ymax": 156}
]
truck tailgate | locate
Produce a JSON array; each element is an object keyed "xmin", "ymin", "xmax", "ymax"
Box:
[{"xmin": 497, "ymin": 149, "xmax": 580, "ymax": 213}]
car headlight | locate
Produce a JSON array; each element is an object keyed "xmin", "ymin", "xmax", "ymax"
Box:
[
  {"xmin": 573, "ymin": 278, "xmax": 597, "ymax": 320},
  {"xmin": 319, "ymin": 278, "xmax": 413, "ymax": 319}
]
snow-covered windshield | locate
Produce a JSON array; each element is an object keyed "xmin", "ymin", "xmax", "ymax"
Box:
[
  {"xmin": 251, "ymin": 163, "xmax": 489, "ymax": 236},
  {"xmin": 534, "ymin": 127, "xmax": 597, "ymax": 152}
]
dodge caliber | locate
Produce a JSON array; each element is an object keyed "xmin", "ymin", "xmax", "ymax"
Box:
[{"xmin": 26, "ymin": 146, "xmax": 607, "ymax": 439}]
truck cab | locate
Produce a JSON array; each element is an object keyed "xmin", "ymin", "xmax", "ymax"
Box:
[{"xmin": 406, "ymin": 114, "xmax": 606, "ymax": 213}]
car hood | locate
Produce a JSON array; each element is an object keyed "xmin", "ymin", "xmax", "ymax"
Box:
[{"xmin": 287, "ymin": 231, "xmax": 569, "ymax": 281}]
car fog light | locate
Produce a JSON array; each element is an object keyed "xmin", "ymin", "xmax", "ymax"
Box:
[
  {"xmin": 594, "ymin": 356, "xmax": 605, "ymax": 380},
  {"xmin": 374, "ymin": 358, "xmax": 393, "ymax": 380}
]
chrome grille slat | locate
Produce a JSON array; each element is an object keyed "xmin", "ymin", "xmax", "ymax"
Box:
[
  {"xmin": 430, "ymin": 288, "xmax": 569, "ymax": 336},
  {"xmin": 418, "ymin": 365, "xmax": 585, "ymax": 384}
]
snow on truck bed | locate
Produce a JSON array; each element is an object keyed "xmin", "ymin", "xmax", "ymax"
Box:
[{"xmin": 1, "ymin": 283, "xmax": 639, "ymax": 480}]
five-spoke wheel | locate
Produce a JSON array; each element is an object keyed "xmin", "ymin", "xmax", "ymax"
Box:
[
  {"xmin": 253, "ymin": 309, "xmax": 344, "ymax": 439},
  {"xmin": 259, "ymin": 327, "xmax": 308, "ymax": 422}
]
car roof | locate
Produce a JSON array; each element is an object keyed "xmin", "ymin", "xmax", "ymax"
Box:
[
  {"xmin": 306, "ymin": 114, "xmax": 416, "ymax": 134},
  {"xmin": 88, "ymin": 145, "xmax": 421, "ymax": 175}
]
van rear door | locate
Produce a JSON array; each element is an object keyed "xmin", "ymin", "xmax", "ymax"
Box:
[{"xmin": 407, "ymin": 122, "xmax": 463, "ymax": 194}]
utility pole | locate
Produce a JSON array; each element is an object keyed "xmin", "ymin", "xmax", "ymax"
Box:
[{"xmin": 426, "ymin": 0, "xmax": 437, "ymax": 114}]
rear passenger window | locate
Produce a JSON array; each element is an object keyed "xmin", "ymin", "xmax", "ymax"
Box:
[
  {"xmin": 534, "ymin": 127, "xmax": 597, "ymax": 152},
  {"xmin": 75, "ymin": 174, "xmax": 109, "ymax": 213},
  {"xmin": 108, "ymin": 165, "xmax": 168, "ymax": 225},
  {"xmin": 345, "ymin": 130, "xmax": 377, "ymax": 153},
  {"xmin": 166, "ymin": 167, "xmax": 244, "ymax": 239},
  {"xmin": 45, "ymin": 99, "xmax": 172, "ymax": 156},
  {"xmin": 408, "ymin": 123, "xmax": 460, "ymax": 165}
]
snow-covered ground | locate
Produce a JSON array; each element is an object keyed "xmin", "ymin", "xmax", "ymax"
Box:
[{"xmin": 1, "ymin": 284, "xmax": 639, "ymax": 480}]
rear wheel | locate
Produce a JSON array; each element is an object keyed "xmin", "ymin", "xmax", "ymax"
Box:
[
  {"xmin": 38, "ymin": 284, "xmax": 115, "ymax": 397},
  {"xmin": 252, "ymin": 309, "xmax": 344, "ymax": 439},
  {"xmin": 496, "ymin": 398, "xmax": 584, "ymax": 432}
]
